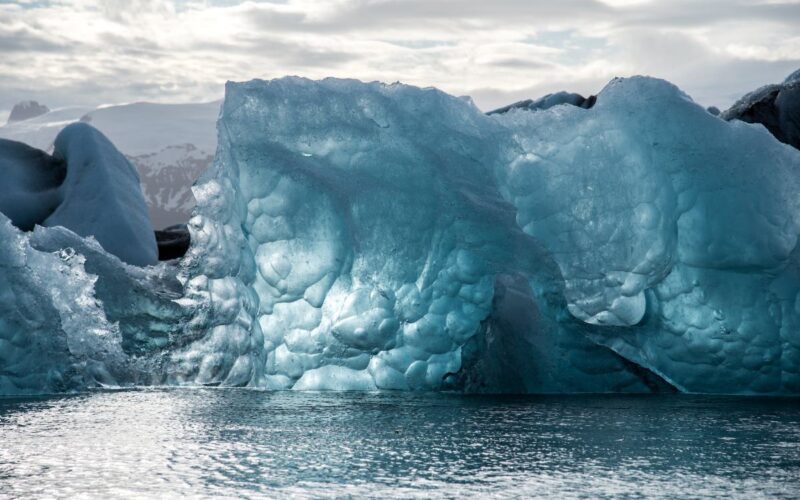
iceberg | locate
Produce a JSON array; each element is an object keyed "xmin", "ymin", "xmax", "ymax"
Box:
[
  {"xmin": 0, "ymin": 101, "xmax": 220, "ymax": 230},
  {"xmin": 1, "ymin": 73, "xmax": 799, "ymax": 395},
  {"xmin": 0, "ymin": 216, "xmax": 125, "ymax": 395},
  {"xmin": 722, "ymin": 73, "xmax": 800, "ymax": 151},
  {"xmin": 178, "ymin": 75, "xmax": 799, "ymax": 394},
  {"xmin": 495, "ymin": 76, "xmax": 800, "ymax": 393},
  {"xmin": 0, "ymin": 123, "xmax": 158, "ymax": 266},
  {"xmin": 0, "ymin": 214, "xmax": 188, "ymax": 394}
]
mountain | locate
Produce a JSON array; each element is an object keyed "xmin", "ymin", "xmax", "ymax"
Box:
[
  {"xmin": 0, "ymin": 100, "xmax": 220, "ymax": 229},
  {"xmin": 7, "ymin": 100, "xmax": 50, "ymax": 123}
]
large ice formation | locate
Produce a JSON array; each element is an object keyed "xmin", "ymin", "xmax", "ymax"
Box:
[
  {"xmin": 175, "ymin": 75, "xmax": 799, "ymax": 394},
  {"xmin": 722, "ymin": 73, "xmax": 800, "ymax": 150},
  {"xmin": 1, "ymin": 72, "xmax": 799, "ymax": 396},
  {"xmin": 0, "ymin": 123, "xmax": 157, "ymax": 266}
]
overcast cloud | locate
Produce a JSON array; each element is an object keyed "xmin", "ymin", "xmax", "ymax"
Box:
[{"xmin": 1, "ymin": 0, "xmax": 799, "ymax": 115}]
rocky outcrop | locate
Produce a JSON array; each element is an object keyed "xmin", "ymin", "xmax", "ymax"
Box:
[
  {"xmin": 155, "ymin": 224, "xmax": 191, "ymax": 261},
  {"xmin": 488, "ymin": 91, "xmax": 596, "ymax": 115},
  {"xmin": 7, "ymin": 101, "xmax": 50, "ymax": 123},
  {"xmin": 721, "ymin": 69, "xmax": 800, "ymax": 150}
]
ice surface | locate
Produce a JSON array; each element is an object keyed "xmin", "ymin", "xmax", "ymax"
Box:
[
  {"xmin": 0, "ymin": 138, "xmax": 63, "ymax": 231},
  {"xmin": 0, "ymin": 123, "xmax": 158, "ymax": 266},
  {"xmin": 0, "ymin": 211, "xmax": 189, "ymax": 395},
  {"xmin": 0, "ymin": 215, "xmax": 125, "ymax": 395},
  {"xmin": 176, "ymin": 78, "xmax": 525, "ymax": 390},
  {"xmin": 495, "ymin": 76, "xmax": 800, "ymax": 393},
  {"xmin": 1, "ymin": 74, "xmax": 799, "ymax": 395},
  {"xmin": 46, "ymin": 123, "xmax": 157, "ymax": 266},
  {"xmin": 179, "ymin": 76, "xmax": 800, "ymax": 394}
]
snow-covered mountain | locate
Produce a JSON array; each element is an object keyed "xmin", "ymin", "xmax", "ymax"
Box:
[{"xmin": 0, "ymin": 100, "xmax": 220, "ymax": 229}]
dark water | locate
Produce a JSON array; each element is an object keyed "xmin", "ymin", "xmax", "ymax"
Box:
[{"xmin": 0, "ymin": 390, "xmax": 798, "ymax": 498}]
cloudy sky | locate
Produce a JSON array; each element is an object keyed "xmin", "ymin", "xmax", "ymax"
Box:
[{"xmin": 1, "ymin": 0, "xmax": 799, "ymax": 116}]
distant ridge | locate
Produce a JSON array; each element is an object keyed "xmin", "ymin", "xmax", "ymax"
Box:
[{"xmin": 7, "ymin": 100, "xmax": 49, "ymax": 124}]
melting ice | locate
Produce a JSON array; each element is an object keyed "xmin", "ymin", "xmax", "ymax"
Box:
[{"xmin": 1, "ymin": 75, "xmax": 799, "ymax": 395}]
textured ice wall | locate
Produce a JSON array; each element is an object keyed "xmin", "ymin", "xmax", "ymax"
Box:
[
  {"xmin": 0, "ymin": 216, "xmax": 125, "ymax": 394},
  {"xmin": 494, "ymin": 76, "xmax": 800, "ymax": 393},
  {"xmin": 176, "ymin": 78, "xmax": 536, "ymax": 390},
  {"xmin": 177, "ymin": 78, "xmax": 650, "ymax": 391},
  {"xmin": 0, "ymin": 212, "xmax": 190, "ymax": 395},
  {"xmin": 178, "ymin": 76, "xmax": 800, "ymax": 394},
  {"xmin": 496, "ymin": 77, "xmax": 800, "ymax": 327}
]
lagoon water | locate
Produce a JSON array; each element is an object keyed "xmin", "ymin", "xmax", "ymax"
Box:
[{"xmin": 0, "ymin": 390, "xmax": 798, "ymax": 498}]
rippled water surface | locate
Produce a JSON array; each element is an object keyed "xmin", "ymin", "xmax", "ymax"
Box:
[{"xmin": 0, "ymin": 390, "xmax": 798, "ymax": 498}]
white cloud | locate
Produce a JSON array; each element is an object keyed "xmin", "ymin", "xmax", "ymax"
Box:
[{"xmin": 0, "ymin": 0, "xmax": 798, "ymax": 112}]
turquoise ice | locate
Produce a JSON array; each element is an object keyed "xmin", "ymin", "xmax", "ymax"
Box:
[
  {"xmin": 1, "ymin": 74, "xmax": 799, "ymax": 395},
  {"xmin": 180, "ymin": 75, "xmax": 800, "ymax": 394}
]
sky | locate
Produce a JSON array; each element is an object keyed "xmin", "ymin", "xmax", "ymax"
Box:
[{"xmin": 1, "ymin": 0, "xmax": 799, "ymax": 117}]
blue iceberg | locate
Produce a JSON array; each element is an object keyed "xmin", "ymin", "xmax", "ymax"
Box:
[
  {"xmin": 1, "ymin": 74, "xmax": 799, "ymax": 395},
  {"xmin": 0, "ymin": 123, "xmax": 157, "ymax": 266}
]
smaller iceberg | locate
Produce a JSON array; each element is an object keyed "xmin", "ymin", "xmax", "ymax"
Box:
[
  {"xmin": 722, "ymin": 70, "xmax": 800, "ymax": 150},
  {"xmin": 0, "ymin": 123, "xmax": 157, "ymax": 266}
]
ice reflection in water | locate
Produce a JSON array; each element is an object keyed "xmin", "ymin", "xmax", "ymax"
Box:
[{"xmin": 0, "ymin": 390, "xmax": 798, "ymax": 497}]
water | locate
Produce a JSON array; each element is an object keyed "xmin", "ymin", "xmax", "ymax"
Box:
[{"xmin": 0, "ymin": 390, "xmax": 798, "ymax": 498}]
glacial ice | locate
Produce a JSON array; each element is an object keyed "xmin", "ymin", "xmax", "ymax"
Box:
[
  {"xmin": 722, "ymin": 74, "xmax": 800, "ymax": 150},
  {"xmin": 0, "ymin": 212, "xmax": 187, "ymax": 394},
  {"xmin": 0, "ymin": 123, "xmax": 157, "ymax": 266},
  {"xmin": 177, "ymin": 75, "xmax": 799, "ymax": 394},
  {"xmin": 0, "ymin": 100, "xmax": 220, "ymax": 230},
  {"xmin": 0, "ymin": 216, "xmax": 126, "ymax": 394},
  {"xmin": 1, "ymin": 73, "xmax": 799, "ymax": 395},
  {"xmin": 0, "ymin": 138, "xmax": 63, "ymax": 231},
  {"xmin": 496, "ymin": 76, "xmax": 800, "ymax": 393}
]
